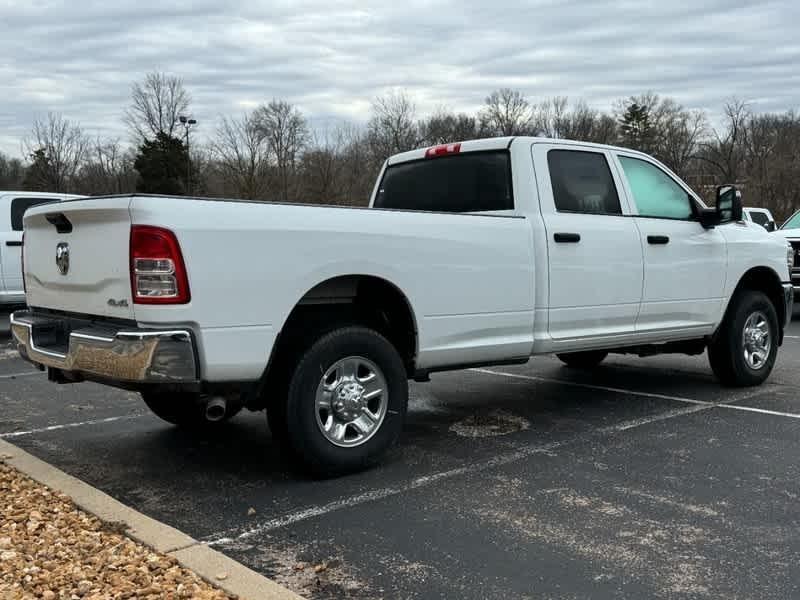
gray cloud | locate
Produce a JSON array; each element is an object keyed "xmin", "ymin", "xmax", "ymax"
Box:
[{"xmin": 1, "ymin": 0, "xmax": 798, "ymax": 156}]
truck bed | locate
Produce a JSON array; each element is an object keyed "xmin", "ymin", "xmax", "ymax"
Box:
[{"xmin": 23, "ymin": 194, "xmax": 536, "ymax": 381}]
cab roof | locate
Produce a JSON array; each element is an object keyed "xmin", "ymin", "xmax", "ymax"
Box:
[{"xmin": 386, "ymin": 136, "xmax": 653, "ymax": 166}]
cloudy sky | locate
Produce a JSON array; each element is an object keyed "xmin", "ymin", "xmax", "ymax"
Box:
[{"xmin": 1, "ymin": 0, "xmax": 798, "ymax": 156}]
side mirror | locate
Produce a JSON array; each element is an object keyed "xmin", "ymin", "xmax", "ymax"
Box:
[
  {"xmin": 766, "ymin": 222, "xmax": 776, "ymax": 232},
  {"xmin": 716, "ymin": 185, "xmax": 742, "ymax": 223}
]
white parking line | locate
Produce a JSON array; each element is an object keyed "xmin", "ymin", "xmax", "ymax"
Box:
[
  {"xmin": 0, "ymin": 348, "xmax": 22, "ymax": 360},
  {"xmin": 474, "ymin": 368, "xmax": 800, "ymax": 420},
  {"xmin": 205, "ymin": 402, "xmax": 709, "ymax": 546},
  {"xmin": 471, "ymin": 368, "xmax": 713, "ymax": 406},
  {"xmin": 0, "ymin": 370, "xmax": 44, "ymax": 380},
  {"xmin": 714, "ymin": 403, "xmax": 800, "ymax": 419},
  {"xmin": 0, "ymin": 414, "xmax": 145, "ymax": 438}
]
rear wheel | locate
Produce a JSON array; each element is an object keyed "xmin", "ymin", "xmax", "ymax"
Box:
[
  {"xmin": 556, "ymin": 350, "xmax": 608, "ymax": 369},
  {"xmin": 142, "ymin": 392, "xmax": 241, "ymax": 428},
  {"xmin": 708, "ymin": 290, "xmax": 778, "ymax": 387},
  {"xmin": 276, "ymin": 326, "xmax": 408, "ymax": 477}
]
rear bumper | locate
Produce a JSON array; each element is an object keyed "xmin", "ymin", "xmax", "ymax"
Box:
[{"xmin": 10, "ymin": 310, "xmax": 199, "ymax": 385}]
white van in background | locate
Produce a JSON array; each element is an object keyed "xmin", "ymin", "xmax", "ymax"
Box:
[
  {"xmin": 743, "ymin": 207, "xmax": 777, "ymax": 231},
  {"xmin": 0, "ymin": 191, "xmax": 83, "ymax": 305}
]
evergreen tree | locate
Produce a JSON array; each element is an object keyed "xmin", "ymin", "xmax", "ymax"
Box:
[
  {"xmin": 618, "ymin": 102, "xmax": 656, "ymax": 153},
  {"xmin": 133, "ymin": 132, "xmax": 188, "ymax": 195},
  {"xmin": 22, "ymin": 148, "xmax": 52, "ymax": 191}
]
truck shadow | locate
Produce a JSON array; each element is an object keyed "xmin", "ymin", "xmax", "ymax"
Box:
[{"xmin": 113, "ymin": 359, "xmax": 722, "ymax": 485}]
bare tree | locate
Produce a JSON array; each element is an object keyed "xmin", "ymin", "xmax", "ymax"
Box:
[
  {"xmin": 418, "ymin": 110, "xmax": 478, "ymax": 145},
  {"xmin": 77, "ymin": 138, "xmax": 137, "ymax": 195},
  {"xmin": 659, "ymin": 108, "xmax": 707, "ymax": 179},
  {"xmin": 613, "ymin": 93, "xmax": 709, "ymax": 178},
  {"xmin": 210, "ymin": 112, "xmax": 271, "ymax": 200},
  {"xmin": 535, "ymin": 97, "xmax": 618, "ymax": 143},
  {"xmin": 741, "ymin": 111, "xmax": 800, "ymax": 219},
  {"xmin": 255, "ymin": 100, "xmax": 309, "ymax": 202},
  {"xmin": 366, "ymin": 91, "xmax": 419, "ymax": 161},
  {"xmin": 0, "ymin": 152, "xmax": 24, "ymax": 189},
  {"xmin": 697, "ymin": 99, "xmax": 751, "ymax": 183},
  {"xmin": 336, "ymin": 124, "xmax": 376, "ymax": 205},
  {"xmin": 23, "ymin": 113, "xmax": 88, "ymax": 192},
  {"xmin": 125, "ymin": 72, "xmax": 191, "ymax": 140},
  {"xmin": 479, "ymin": 88, "xmax": 535, "ymax": 136},
  {"xmin": 297, "ymin": 126, "xmax": 351, "ymax": 204}
]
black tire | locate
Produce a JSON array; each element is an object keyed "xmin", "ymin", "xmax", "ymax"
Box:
[
  {"xmin": 280, "ymin": 326, "xmax": 408, "ymax": 477},
  {"xmin": 708, "ymin": 290, "xmax": 779, "ymax": 387},
  {"xmin": 266, "ymin": 390, "xmax": 290, "ymax": 444},
  {"xmin": 141, "ymin": 392, "xmax": 242, "ymax": 428},
  {"xmin": 556, "ymin": 350, "xmax": 608, "ymax": 369}
]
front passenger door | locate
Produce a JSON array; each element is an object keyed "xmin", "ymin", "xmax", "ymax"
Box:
[{"xmin": 614, "ymin": 154, "xmax": 726, "ymax": 333}]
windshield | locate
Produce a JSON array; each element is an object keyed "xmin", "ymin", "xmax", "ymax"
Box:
[{"xmin": 781, "ymin": 211, "xmax": 800, "ymax": 230}]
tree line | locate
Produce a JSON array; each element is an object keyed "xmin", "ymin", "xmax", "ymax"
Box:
[{"xmin": 2, "ymin": 72, "xmax": 799, "ymax": 220}]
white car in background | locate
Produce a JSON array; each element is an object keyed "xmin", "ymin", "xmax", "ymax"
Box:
[
  {"xmin": 773, "ymin": 209, "xmax": 800, "ymax": 294},
  {"xmin": 743, "ymin": 207, "xmax": 777, "ymax": 231},
  {"xmin": 0, "ymin": 191, "xmax": 83, "ymax": 305}
]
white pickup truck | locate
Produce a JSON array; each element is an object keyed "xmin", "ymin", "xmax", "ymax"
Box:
[
  {"xmin": 0, "ymin": 191, "xmax": 82, "ymax": 305},
  {"xmin": 11, "ymin": 137, "xmax": 794, "ymax": 475},
  {"xmin": 771, "ymin": 209, "xmax": 800, "ymax": 293}
]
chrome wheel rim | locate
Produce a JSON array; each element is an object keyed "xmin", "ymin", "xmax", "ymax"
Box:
[
  {"xmin": 315, "ymin": 356, "xmax": 388, "ymax": 448},
  {"xmin": 742, "ymin": 311, "xmax": 771, "ymax": 370}
]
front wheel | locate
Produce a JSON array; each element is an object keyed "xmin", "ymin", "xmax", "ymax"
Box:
[
  {"xmin": 280, "ymin": 326, "xmax": 408, "ymax": 477},
  {"xmin": 708, "ymin": 290, "xmax": 779, "ymax": 387}
]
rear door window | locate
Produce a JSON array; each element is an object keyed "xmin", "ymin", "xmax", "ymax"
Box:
[
  {"xmin": 374, "ymin": 151, "xmax": 513, "ymax": 212},
  {"xmin": 11, "ymin": 197, "xmax": 58, "ymax": 231},
  {"xmin": 547, "ymin": 150, "xmax": 622, "ymax": 215}
]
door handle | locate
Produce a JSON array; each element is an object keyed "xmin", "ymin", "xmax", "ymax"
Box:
[
  {"xmin": 554, "ymin": 233, "xmax": 581, "ymax": 243},
  {"xmin": 647, "ymin": 235, "xmax": 669, "ymax": 245},
  {"xmin": 5, "ymin": 241, "xmax": 22, "ymax": 247}
]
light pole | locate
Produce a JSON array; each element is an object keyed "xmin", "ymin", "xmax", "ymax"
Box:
[{"xmin": 178, "ymin": 116, "xmax": 197, "ymax": 195}]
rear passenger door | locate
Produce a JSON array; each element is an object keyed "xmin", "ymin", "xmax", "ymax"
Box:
[
  {"xmin": 613, "ymin": 153, "xmax": 726, "ymax": 333},
  {"xmin": 533, "ymin": 143, "xmax": 644, "ymax": 341}
]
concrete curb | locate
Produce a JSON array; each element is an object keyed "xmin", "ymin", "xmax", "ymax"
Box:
[{"xmin": 0, "ymin": 438, "xmax": 302, "ymax": 600}]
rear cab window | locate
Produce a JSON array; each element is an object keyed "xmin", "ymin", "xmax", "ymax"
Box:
[
  {"xmin": 11, "ymin": 197, "xmax": 59, "ymax": 231},
  {"xmin": 374, "ymin": 151, "xmax": 513, "ymax": 212}
]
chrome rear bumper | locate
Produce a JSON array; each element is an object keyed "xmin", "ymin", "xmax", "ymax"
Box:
[{"xmin": 10, "ymin": 310, "xmax": 198, "ymax": 384}]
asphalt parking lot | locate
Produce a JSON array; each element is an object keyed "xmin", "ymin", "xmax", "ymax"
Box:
[{"xmin": 2, "ymin": 307, "xmax": 800, "ymax": 599}]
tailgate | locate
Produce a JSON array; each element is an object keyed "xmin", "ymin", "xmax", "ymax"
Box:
[{"xmin": 23, "ymin": 197, "xmax": 135, "ymax": 319}]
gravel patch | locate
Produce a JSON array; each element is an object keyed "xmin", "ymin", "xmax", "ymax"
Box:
[{"xmin": 0, "ymin": 462, "xmax": 235, "ymax": 599}]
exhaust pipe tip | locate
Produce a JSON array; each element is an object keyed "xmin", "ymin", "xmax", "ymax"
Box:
[{"xmin": 205, "ymin": 396, "xmax": 227, "ymax": 422}]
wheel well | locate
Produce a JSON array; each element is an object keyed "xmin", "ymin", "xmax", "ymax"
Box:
[
  {"xmin": 731, "ymin": 267, "xmax": 785, "ymax": 327},
  {"xmin": 250, "ymin": 275, "xmax": 418, "ymax": 409}
]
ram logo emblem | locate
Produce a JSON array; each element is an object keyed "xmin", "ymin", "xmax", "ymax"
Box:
[{"xmin": 56, "ymin": 242, "xmax": 70, "ymax": 276}]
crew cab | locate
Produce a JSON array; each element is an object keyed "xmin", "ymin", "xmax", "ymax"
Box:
[
  {"xmin": 0, "ymin": 191, "xmax": 82, "ymax": 305},
  {"xmin": 11, "ymin": 138, "xmax": 794, "ymax": 475}
]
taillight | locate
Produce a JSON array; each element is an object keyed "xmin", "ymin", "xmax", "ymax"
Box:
[
  {"xmin": 130, "ymin": 225, "xmax": 190, "ymax": 304},
  {"xmin": 21, "ymin": 232, "xmax": 25, "ymax": 294},
  {"xmin": 425, "ymin": 143, "xmax": 461, "ymax": 158}
]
